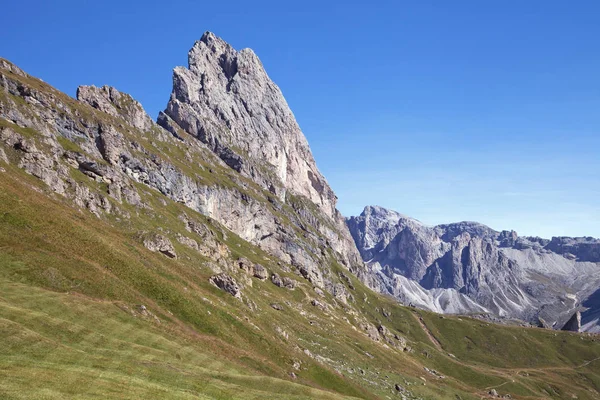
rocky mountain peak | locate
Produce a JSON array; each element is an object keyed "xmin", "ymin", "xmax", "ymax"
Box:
[
  {"xmin": 358, "ymin": 205, "xmax": 424, "ymax": 232},
  {"xmin": 160, "ymin": 32, "xmax": 337, "ymax": 218},
  {"xmin": 77, "ymin": 85, "xmax": 154, "ymax": 132},
  {"xmin": 199, "ymin": 30, "xmax": 221, "ymax": 45}
]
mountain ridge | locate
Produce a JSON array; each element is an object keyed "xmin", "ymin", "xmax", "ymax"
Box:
[{"xmin": 347, "ymin": 205, "xmax": 600, "ymax": 331}]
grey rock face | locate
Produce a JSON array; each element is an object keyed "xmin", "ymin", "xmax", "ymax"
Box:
[
  {"xmin": 209, "ymin": 273, "xmax": 241, "ymax": 299},
  {"xmin": 156, "ymin": 32, "xmax": 363, "ymax": 289},
  {"xmin": 546, "ymin": 237, "xmax": 600, "ymax": 262},
  {"xmin": 143, "ymin": 234, "xmax": 177, "ymax": 259},
  {"xmin": 160, "ymin": 32, "xmax": 336, "ymax": 216},
  {"xmin": 348, "ymin": 205, "xmax": 600, "ymax": 329},
  {"xmin": 77, "ymin": 85, "xmax": 154, "ymax": 132},
  {"xmin": 253, "ymin": 264, "xmax": 268, "ymax": 280}
]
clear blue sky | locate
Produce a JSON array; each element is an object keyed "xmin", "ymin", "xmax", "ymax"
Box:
[{"xmin": 2, "ymin": 1, "xmax": 599, "ymax": 238}]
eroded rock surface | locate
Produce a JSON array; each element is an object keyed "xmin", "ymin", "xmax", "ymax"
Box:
[{"xmin": 209, "ymin": 273, "xmax": 241, "ymax": 299}]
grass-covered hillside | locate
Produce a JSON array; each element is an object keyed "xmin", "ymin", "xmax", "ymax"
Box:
[{"xmin": 1, "ymin": 58, "xmax": 600, "ymax": 400}]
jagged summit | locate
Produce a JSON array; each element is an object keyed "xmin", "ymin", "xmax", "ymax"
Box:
[
  {"xmin": 199, "ymin": 30, "xmax": 219, "ymax": 43},
  {"xmin": 359, "ymin": 205, "xmax": 422, "ymax": 224},
  {"xmin": 194, "ymin": 31, "xmax": 253, "ymax": 58},
  {"xmin": 159, "ymin": 32, "xmax": 337, "ymax": 219}
]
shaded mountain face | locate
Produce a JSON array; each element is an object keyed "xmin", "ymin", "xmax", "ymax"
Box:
[{"xmin": 348, "ymin": 206, "xmax": 600, "ymax": 329}]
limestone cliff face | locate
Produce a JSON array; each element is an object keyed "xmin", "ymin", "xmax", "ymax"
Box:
[
  {"xmin": 156, "ymin": 32, "xmax": 363, "ymax": 280},
  {"xmin": 77, "ymin": 85, "xmax": 154, "ymax": 132},
  {"xmin": 348, "ymin": 206, "xmax": 600, "ymax": 329},
  {"xmin": 159, "ymin": 32, "xmax": 336, "ymax": 217}
]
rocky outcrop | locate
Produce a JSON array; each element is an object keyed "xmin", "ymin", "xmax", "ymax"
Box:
[
  {"xmin": 143, "ymin": 234, "xmax": 177, "ymax": 258},
  {"xmin": 77, "ymin": 85, "xmax": 154, "ymax": 132},
  {"xmin": 160, "ymin": 32, "xmax": 336, "ymax": 215},
  {"xmin": 253, "ymin": 264, "xmax": 268, "ymax": 280},
  {"xmin": 156, "ymin": 33, "xmax": 364, "ymax": 289},
  {"xmin": 561, "ymin": 311, "xmax": 581, "ymax": 332},
  {"xmin": 270, "ymin": 273, "xmax": 297, "ymax": 290},
  {"xmin": 546, "ymin": 237, "xmax": 600, "ymax": 262},
  {"xmin": 209, "ymin": 273, "xmax": 241, "ymax": 299},
  {"xmin": 348, "ymin": 205, "xmax": 600, "ymax": 330}
]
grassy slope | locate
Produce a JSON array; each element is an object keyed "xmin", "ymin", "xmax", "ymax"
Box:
[
  {"xmin": 0, "ymin": 163, "xmax": 368, "ymax": 400},
  {"xmin": 1, "ymin": 158, "xmax": 600, "ymax": 400},
  {"xmin": 1, "ymin": 59, "xmax": 600, "ymax": 399}
]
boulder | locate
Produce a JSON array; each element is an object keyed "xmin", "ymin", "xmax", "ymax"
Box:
[
  {"xmin": 143, "ymin": 234, "xmax": 177, "ymax": 259},
  {"xmin": 209, "ymin": 273, "xmax": 241, "ymax": 299},
  {"xmin": 271, "ymin": 273, "xmax": 283, "ymax": 287},
  {"xmin": 236, "ymin": 257, "xmax": 254, "ymax": 274},
  {"xmin": 253, "ymin": 263, "xmax": 268, "ymax": 280},
  {"xmin": 282, "ymin": 277, "xmax": 297, "ymax": 289}
]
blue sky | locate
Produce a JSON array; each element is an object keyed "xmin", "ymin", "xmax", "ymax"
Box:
[{"xmin": 2, "ymin": 1, "xmax": 599, "ymax": 237}]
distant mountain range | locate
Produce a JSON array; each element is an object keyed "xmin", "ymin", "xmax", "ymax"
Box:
[{"xmin": 347, "ymin": 205, "xmax": 600, "ymax": 331}]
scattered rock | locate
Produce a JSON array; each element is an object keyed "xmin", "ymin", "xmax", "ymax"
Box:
[
  {"xmin": 143, "ymin": 234, "xmax": 177, "ymax": 258},
  {"xmin": 292, "ymin": 359, "xmax": 301, "ymax": 370},
  {"xmin": 176, "ymin": 234, "xmax": 199, "ymax": 251},
  {"xmin": 236, "ymin": 257, "xmax": 253, "ymax": 274},
  {"xmin": 271, "ymin": 273, "xmax": 297, "ymax": 289},
  {"xmin": 245, "ymin": 298, "xmax": 258, "ymax": 311},
  {"xmin": 489, "ymin": 388, "xmax": 499, "ymax": 397},
  {"xmin": 311, "ymin": 299, "xmax": 328, "ymax": 311},
  {"xmin": 209, "ymin": 273, "xmax": 241, "ymax": 299},
  {"xmin": 282, "ymin": 277, "xmax": 297, "ymax": 289},
  {"xmin": 271, "ymin": 273, "xmax": 283, "ymax": 287},
  {"xmin": 424, "ymin": 367, "xmax": 445, "ymax": 379},
  {"xmin": 359, "ymin": 322, "xmax": 380, "ymax": 342},
  {"xmin": 270, "ymin": 303, "xmax": 284, "ymax": 311},
  {"xmin": 253, "ymin": 263, "xmax": 268, "ymax": 280},
  {"xmin": 274, "ymin": 326, "xmax": 289, "ymax": 340}
]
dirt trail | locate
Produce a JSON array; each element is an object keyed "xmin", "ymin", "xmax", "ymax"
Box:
[{"xmin": 411, "ymin": 312, "xmax": 443, "ymax": 351}]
